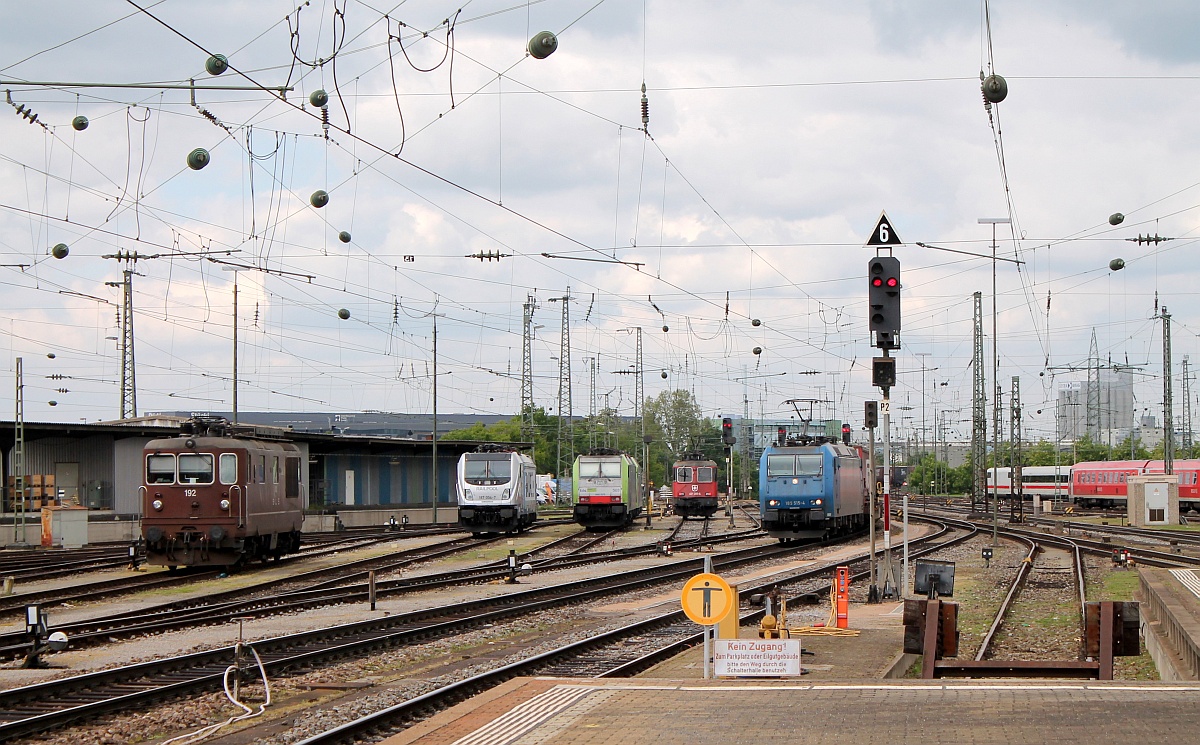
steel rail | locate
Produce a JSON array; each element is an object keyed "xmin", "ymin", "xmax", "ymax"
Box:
[{"xmin": 974, "ymin": 535, "xmax": 1039, "ymax": 661}]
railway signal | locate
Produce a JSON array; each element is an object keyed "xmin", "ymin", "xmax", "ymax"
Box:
[
  {"xmin": 864, "ymin": 400, "xmax": 878, "ymax": 429},
  {"xmin": 841, "ymin": 423, "xmax": 851, "ymax": 445},
  {"xmin": 721, "ymin": 417, "xmax": 736, "ymax": 445},
  {"xmin": 868, "ymin": 256, "xmax": 902, "ymax": 350},
  {"xmin": 872, "ymin": 357, "xmax": 896, "ymax": 389}
]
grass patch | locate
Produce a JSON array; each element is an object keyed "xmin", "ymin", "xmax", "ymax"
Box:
[{"xmin": 1097, "ymin": 569, "xmax": 1141, "ymax": 601}]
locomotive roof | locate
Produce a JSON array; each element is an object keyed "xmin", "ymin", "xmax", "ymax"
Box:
[
  {"xmin": 145, "ymin": 432, "xmax": 300, "ymax": 449},
  {"xmin": 766, "ymin": 442, "xmax": 859, "ymax": 457}
]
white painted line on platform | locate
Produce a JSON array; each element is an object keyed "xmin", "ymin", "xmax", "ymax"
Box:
[{"xmin": 1170, "ymin": 568, "xmax": 1200, "ymax": 600}]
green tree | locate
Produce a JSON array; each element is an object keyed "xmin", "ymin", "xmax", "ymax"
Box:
[
  {"xmin": 444, "ymin": 406, "xmax": 559, "ymax": 475},
  {"xmin": 644, "ymin": 389, "xmax": 707, "ymax": 455}
]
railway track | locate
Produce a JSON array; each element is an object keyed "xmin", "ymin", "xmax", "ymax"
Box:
[
  {"xmin": 0, "ymin": 520, "xmax": 766, "ymax": 660},
  {"xmin": 0, "ymin": 535, "xmax": 843, "ymax": 742},
  {"xmin": 0, "ymin": 526, "xmax": 457, "ymax": 618}
]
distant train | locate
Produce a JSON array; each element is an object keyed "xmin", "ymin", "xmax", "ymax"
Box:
[
  {"xmin": 572, "ymin": 449, "xmax": 644, "ymax": 529},
  {"xmin": 985, "ymin": 466, "xmax": 1071, "ymax": 502},
  {"xmin": 671, "ymin": 453, "xmax": 720, "ymax": 518},
  {"xmin": 456, "ymin": 446, "xmax": 539, "ymax": 536},
  {"xmin": 759, "ymin": 435, "xmax": 869, "ymax": 543},
  {"xmin": 983, "ymin": 461, "xmax": 1200, "ymax": 512},
  {"xmin": 1069, "ymin": 460, "xmax": 1200, "ymax": 511},
  {"xmin": 141, "ymin": 416, "xmax": 305, "ymax": 569}
]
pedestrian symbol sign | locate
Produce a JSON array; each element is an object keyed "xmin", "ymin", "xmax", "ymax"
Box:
[{"xmin": 681, "ymin": 572, "xmax": 734, "ymax": 625}]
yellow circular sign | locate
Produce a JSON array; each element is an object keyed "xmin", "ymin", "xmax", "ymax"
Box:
[{"xmin": 681, "ymin": 572, "xmax": 734, "ymax": 625}]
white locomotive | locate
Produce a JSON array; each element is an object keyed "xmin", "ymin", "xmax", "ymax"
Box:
[{"xmin": 455, "ymin": 446, "xmax": 538, "ymax": 535}]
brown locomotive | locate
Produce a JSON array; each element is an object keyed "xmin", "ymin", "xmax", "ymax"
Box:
[{"xmin": 141, "ymin": 417, "xmax": 305, "ymax": 569}]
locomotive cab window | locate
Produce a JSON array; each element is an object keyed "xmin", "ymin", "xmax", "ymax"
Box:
[
  {"xmin": 178, "ymin": 453, "xmax": 214, "ymax": 484},
  {"xmin": 697, "ymin": 467, "xmax": 715, "ymax": 483},
  {"xmin": 147, "ymin": 454, "xmax": 176, "ymax": 484},
  {"xmin": 219, "ymin": 453, "xmax": 238, "ymax": 485},
  {"xmin": 796, "ymin": 454, "xmax": 823, "ymax": 476},
  {"xmin": 577, "ymin": 460, "xmax": 619, "ymax": 478},
  {"xmin": 675, "ymin": 467, "xmax": 693, "ymax": 483},
  {"xmin": 254, "ymin": 455, "xmax": 265, "ymax": 483},
  {"xmin": 767, "ymin": 455, "xmax": 795, "ymax": 477},
  {"xmin": 464, "ymin": 455, "xmax": 513, "ymax": 486},
  {"xmin": 272, "ymin": 456, "xmax": 281, "ymax": 485}
]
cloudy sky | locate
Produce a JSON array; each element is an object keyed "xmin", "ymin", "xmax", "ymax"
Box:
[{"xmin": 1, "ymin": 1, "xmax": 1198, "ymax": 445}]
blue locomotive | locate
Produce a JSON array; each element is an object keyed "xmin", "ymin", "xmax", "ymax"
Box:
[{"xmin": 759, "ymin": 435, "xmax": 869, "ymax": 543}]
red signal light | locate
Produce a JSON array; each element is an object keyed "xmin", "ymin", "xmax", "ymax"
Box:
[
  {"xmin": 871, "ymin": 277, "xmax": 883, "ymax": 287},
  {"xmin": 886, "ymin": 277, "xmax": 898, "ymax": 287}
]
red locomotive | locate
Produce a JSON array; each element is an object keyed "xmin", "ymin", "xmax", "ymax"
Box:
[
  {"xmin": 671, "ymin": 453, "xmax": 720, "ymax": 518},
  {"xmin": 141, "ymin": 416, "xmax": 305, "ymax": 569}
]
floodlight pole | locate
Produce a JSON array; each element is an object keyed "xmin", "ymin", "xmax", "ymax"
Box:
[
  {"xmin": 432, "ymin": 313, "xmax": 439, "ymax": 524},
  {"xmin": 979, "ymin": 217, "xmax": 1010, "ymax": 546}
]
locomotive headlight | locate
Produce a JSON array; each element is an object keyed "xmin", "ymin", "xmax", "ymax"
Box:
[
  {"xmin": 768, "ymin": 499, "xmax": 780, "ymax": 507},
  {"xmin": 502, "ymin": 489, "xmax": 511, "ymax": 499},
  {"xmin": 152, "ymin": 499, "xmax": 163, "ymax": 511},
  {"xmin": 219, "ymin": 499, "xmax": 231, "ymax": 510},
  {"xmin": 792, "ymin": 478, "xmax": 799, "ymax": 485},
  {"xmin": 814, "ymin": 499, "xmax": 823, "ymax": 505},
  {"xmin": 462, "ymin": 489, "xmax": 472, "ymax": 499}
]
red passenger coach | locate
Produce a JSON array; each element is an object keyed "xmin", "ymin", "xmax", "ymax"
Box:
[
  {"xmin": 1071, "ymin": 459, "xmax": 1200, "ymax": 511},
  {"xmin": 141, "ymin": 416, "xmax": 305, "ymax": 569},
  {"xmin": 671, "ymin": 454, "xmax": 720, "ymax": 518}
]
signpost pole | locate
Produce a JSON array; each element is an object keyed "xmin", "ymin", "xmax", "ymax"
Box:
[
  {"xmin": 704, "ymin": 624, "xmax": 712, "ymax": 679},
  {"xmin": 867, "ymin": 418, "xmax": 879, "ymax": 603},
  {"xmin": 703, "ymin": 556, "xmax": 714, "ymax": 679}
]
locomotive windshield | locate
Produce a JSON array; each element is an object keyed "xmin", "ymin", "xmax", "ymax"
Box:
[
  {"xmin": 178, "ymin": 453, "xmax": 214, "ymax": 484},
  {"xmin": 463, "ymin": 454, "xmax": 513, "ymax": 485},
  {"xmin": 675, "ymin": 467, "xmax": 693, "ymax": 482},
  {"xmin": 766, "ymin": 454, "xmax": 823, "ymax": 477},
  {"xmin": 147, "ymin": 454, "xmax": 176, "ymax": 484},
  {"xmin": 577, "ymin": 459, "xmax": 621, "ymax": 478},
  {"xmin": 697, "ymin": 467, "xmax": 715, "ymax": 482}
]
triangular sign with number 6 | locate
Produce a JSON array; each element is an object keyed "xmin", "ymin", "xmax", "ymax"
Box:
[{"xmin": 866, "ymin": 211, "xmax": 903, "ymax": 246}]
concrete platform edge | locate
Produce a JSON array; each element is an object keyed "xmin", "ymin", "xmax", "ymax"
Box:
[{"xmin": 883, "ymin": 651, "xmax": 919, "ymax": 678}]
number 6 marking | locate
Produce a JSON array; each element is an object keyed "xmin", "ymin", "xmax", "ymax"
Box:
[{"xmin": 878, "ymin": 223, "xmax": 890, "ymax": 243}]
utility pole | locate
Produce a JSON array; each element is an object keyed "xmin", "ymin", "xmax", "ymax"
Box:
[
  {"xmin": 550, "ymin": 290, "xmax": 573, "ymax": 481},
  {"xmin": 1010, "ymin": 376, "xmax": 1023, "ymax": 521},
  {"xmin": 1087, "ymin": 330, "xmax": 1101, "ymax": 439},
  {"xmin": 521, "ymin": 294, "xmax": 537, "ymax": 442},
  {"xmin": 432, "ymin": 313, "xmax": 439, "ymax": 523},
  {"xmin": 915, "ymin": 352, "xmax": 935, "ymax": 466},
  {"xmin": 971, "ymin": 292, "xmax": 987, "ymax": 511},
  {"xmin": 1183, "ymin": 355, "xmax": 1193, "ymax": 451},
  {"xmin": 589, "ymin": 357, "xmax": 598, "ymax": 449},
  {"xmin": 980, "ymin": 217, "xmax": 1010, "ymax": 546},
  {"xmin": 104, "ymin": 264, "xmax": 139, "ymax": 420},
  {"xmin": 211, "ymin": 258, "xmax": 313, "ymax": 424},
  {"xmin": 12, "ymin": 358, "xmax": 27, "ymax": 545},
  {"xmin": 635, "ymin": 326, "xmax": 644, "ymax": 434},
  {"xmin": 741, "ymin": 392, "xmax": 752, "ymax": 499},
  {"xmin": 1163, "ymin": 306, "xmax": 1174, "ymax": 476}
]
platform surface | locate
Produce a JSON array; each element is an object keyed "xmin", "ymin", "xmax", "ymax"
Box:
[
  {"xmin": 381, "ymin": 677, "xmax": 1200, "ymax": 745},
  {"xmin": 374, "ymin": 569, "xmax": 1200, "ymax": 745}
]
